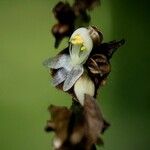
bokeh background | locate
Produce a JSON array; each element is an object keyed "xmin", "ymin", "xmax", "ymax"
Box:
[{"xmin": 0, "ymin": 0, "xmax": 150, "ymax": 150}]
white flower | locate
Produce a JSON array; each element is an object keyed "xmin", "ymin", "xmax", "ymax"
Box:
[{"xmin": 44, "ymin": 27, "xmax": 93, "ymax": 91}]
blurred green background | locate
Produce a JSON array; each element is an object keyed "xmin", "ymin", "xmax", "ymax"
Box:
[{"xmin": 0, "ymin": 0, "xmax": 150, "ymax": 150}]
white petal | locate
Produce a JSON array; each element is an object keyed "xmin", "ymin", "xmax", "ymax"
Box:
[
  {"xmin": 69, "ymin": 27, "xmax": 93, "ymax": 65},
  {"xmin": 74, "ymin": 74, "xmax": 95, "ymax": 105},
  {"xmin": 63, "ymin": 65, "xmax": 84, "ymax": 91},
  {"xmin": 43, "ymin": 54, "xmax": 70, "ymax": 69},
  {"xmin": 70, "ymin": 28, "xmax": 93, "ymax": 52},
  {"xmin": 69, "ymin": 44, "xmax": 81, "ymax": 65},
  {"xmin": 52, "ymin": 68, "xmax": 68, "ymax": 86}
]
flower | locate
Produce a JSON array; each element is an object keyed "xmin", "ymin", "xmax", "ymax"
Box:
[{"xmin": 44, "ymin": 27, "xmax": 94, "ymax": 91}]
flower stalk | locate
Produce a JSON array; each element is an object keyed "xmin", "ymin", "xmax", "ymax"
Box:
[{"xmin": 44, "ymin": 0, "xmax": 125, "ymax": 150}]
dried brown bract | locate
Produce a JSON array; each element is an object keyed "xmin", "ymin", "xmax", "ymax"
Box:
[
  {"xmin": 83, "ymin": 94, "xmax": 109, "ymax": 147},
  {"xmin": 87, "ymin": 39, "xmax": 125, "ymax": 93},
  {"xmin": 94, "ymin": 39, "xmax": 125, "ymax": 59},
  {"xmin": 52, "ymin": 2, "xmax": 75, "ymax": 48},
  {"xmin": 87, "ymin": 54, "xmax": 110, "ymax": 75}
]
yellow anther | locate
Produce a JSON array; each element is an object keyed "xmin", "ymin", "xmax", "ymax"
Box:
[
  {"xmin": 80, "ymin": 46, "xmax": 86, "ymax": 51},
  {"xmin": 70, "ymin": 34, "xmax": 84, "ymax": 45}
]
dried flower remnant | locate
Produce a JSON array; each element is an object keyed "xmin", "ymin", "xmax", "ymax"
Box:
[
  {"xmin": 52, "ymin": 2, "xmax": 75, "ymax": 48},
  {"xmin": 45, "ymin": 95, "xmax": 109, "ymax": 150},
  {"xmin": 86, "ymin": 39, "xmax": 125, "ymax": 91}
]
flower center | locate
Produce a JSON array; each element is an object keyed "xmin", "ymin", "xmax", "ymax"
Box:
[{"xmin": 70, "ymin": 34, "xmax": 87, "ymax": 51}]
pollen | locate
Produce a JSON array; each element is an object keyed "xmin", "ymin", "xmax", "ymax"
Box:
[{"xmin": 70, "ymin": 34, "xmax": 84, "ymax": 45}]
